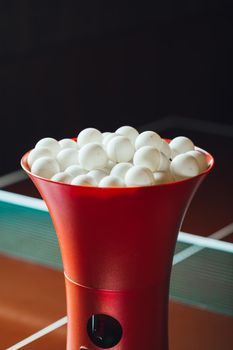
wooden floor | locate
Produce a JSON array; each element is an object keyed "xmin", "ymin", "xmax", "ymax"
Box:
[{"xmin": 0, "ymin": 255, "xmax": 232, "ymax": 350}]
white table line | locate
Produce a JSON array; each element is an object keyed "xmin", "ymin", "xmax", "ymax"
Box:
[
  {"xmin": 6, "ymin": 316, "xmax": 68, "ymax": 350},
  {"xmin": 1, "ymin": 190, "xmax": 233, "ymax": 252},
  {"xmin": 0, "ymin": 190, "xmax": 48, "ymax": 211},
  {"xmin": 0, "ymin": 170, "xmax": 27, "ymax": 189},
  {"xmin": 173, "ymin": 222, "xmax": 233, "ymax": 265}
]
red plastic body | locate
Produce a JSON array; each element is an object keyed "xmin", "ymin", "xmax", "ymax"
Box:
[{"xmin": 21, "ymin": 144, "xmax": 214, "ymax": 350}]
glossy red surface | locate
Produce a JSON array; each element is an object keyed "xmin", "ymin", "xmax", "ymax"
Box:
[
  {"xmin": 65, "ymin": 279, "xmax": 169, "ymax": 349},
  {"xmin": 21, "ymin": 143, "xmax": 214, "ymax": 350}
]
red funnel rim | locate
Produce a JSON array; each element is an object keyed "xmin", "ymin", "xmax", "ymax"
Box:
[{"xmin": 21, "ymin": 138, "xmax": 214, "ymax": 191}]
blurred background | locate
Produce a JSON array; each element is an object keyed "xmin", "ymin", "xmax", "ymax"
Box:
[
  {"xmin": 0, "ymin": 1, "xmax": 232, "ymax": 174},
  {"xmin": 1, "ymin": 3, "xmax": 233, "ymax": 349}
]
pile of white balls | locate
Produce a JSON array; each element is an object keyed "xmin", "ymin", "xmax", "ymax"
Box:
[{"xmin": 27, "ymin": 126, "xmax": 209, "ymax": 187}]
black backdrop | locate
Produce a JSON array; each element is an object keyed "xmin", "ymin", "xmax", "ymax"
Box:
[{"xmin": 0, "ymin": 1, "xmax": 232, "ymax": 174}]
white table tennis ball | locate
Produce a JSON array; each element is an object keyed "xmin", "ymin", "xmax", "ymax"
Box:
[
  {"xmin": 77, "ymin": 128, "xmax": 102, "ymax": 148},
  {"xmin": 135, "ymin": 131, "xmax": 161, "ymax": 150},
  {"xmin": 51, "ymin": 172, "xmax": 73, "ymax": 184},
  {"xmin": 125, "ymin": 165, "xmax": 155, "ymax": 186},
  {"xmin": 108, "ymin": 160, "xmax": 117, "ymax": 169},
  {"xmin": 153, "ymin": 171, "xmax": 173, "ymax": 185},
  {"xmin": 35, "ymin": 137, "xmax": 61, "ymax": 156},
  {"xmin": 59, "ymin": 138, "xmax": 77, "ymax": 149},
  {"xmin": 57, "ymin": 148, "xmax": 79, "ymax": 171},
  {"xmin": 31, "ymin": 157, "xmax": 60, "ymax": 179},
  {"xmin": 103, "ymin": 160, "xmax": 116, "ymax": 173},
  {"xmin": 169, "ymin": 136, "xmax": 194, "ymax": 157},
  {"xmin": 99, "ymin": 175, "xmax": 124, "ymax": 187},
  {"xmin": 186, "ymin": 150, "xmax": 209, "ymax": 173},
  {"xmin": 111, "ymin": 162, "xmax": 133, "ymax": 180},
  {"xmin": 115, "ymin": 126, "xmax": 139, "ymax": 144},
  {"xmin": 27, "ymin": 147, "xmax": 53, "ymax": 168},
  {"xmin": 102, "ymin": 132, "xmax": 117, "ymax": 147},
  {"xmin": 87, "ymin": 169, "xmax": 108, "ymax": 185},
  {"xmin": 158, "ymin": 152, "xmax": 170, "ymax": 172},
  {"xmin": 107, "ymin": 136, "xmax": 134, "ymax": 162},
  {"xmin": 79, "ymin": 143, "xmax": 108, "ymax": 171},
  {"xmin": 71, "ymin": 174, "xmax": 97, "ymax": 186},
  {"xmin": 102, "ymin": 132, "xmax": 111, "ymax": 138},
  {"xmin": 170, "ymin": 153, "xmax": 200, "ymax": 181},
  {"xmin": 159, "ymin": 139, "xmax": 171, "ymax": 159},
  {"xmin": 133, "ymin": 146, "xmax": 160, "ymax": 172},
  {"xmin": 65, "ymin": 165, "xmax": 86, "ymax": 177},
  {"xmin": 170, "ymin": 149, "xmax": 179, "ymax": 160}
]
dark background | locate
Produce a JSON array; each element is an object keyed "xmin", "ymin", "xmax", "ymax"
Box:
[{"xmin": 0, "ymin": 1, "xmax": 232, "ymax": 175}]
